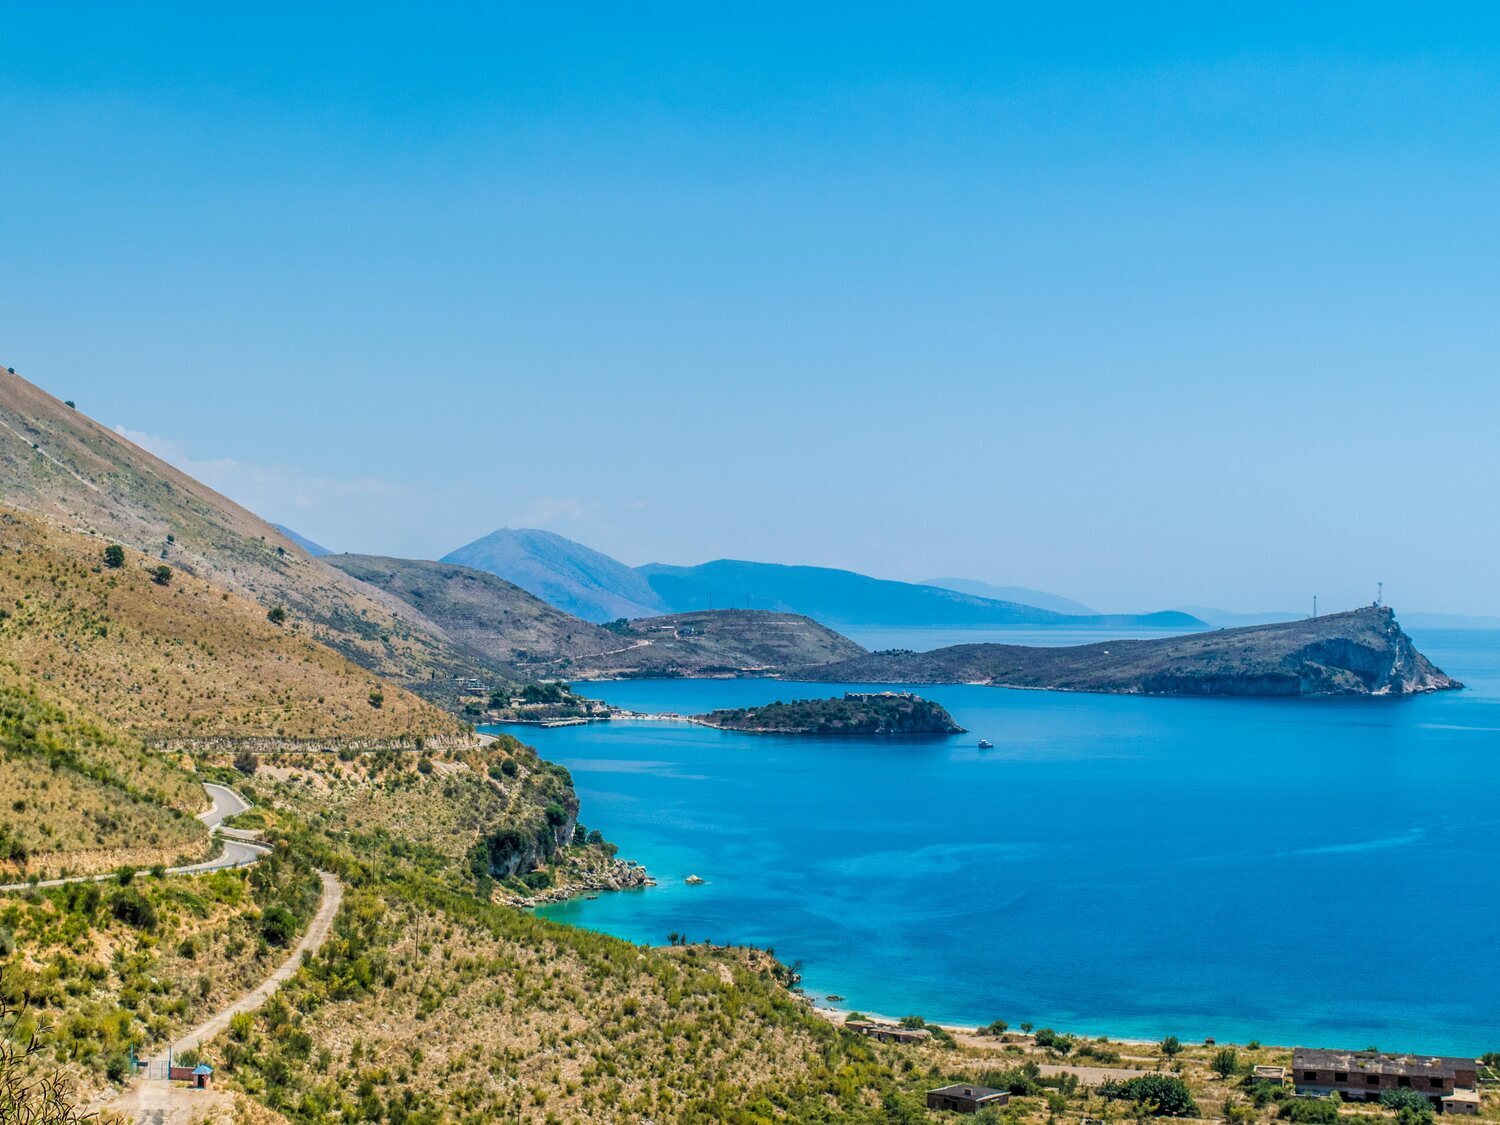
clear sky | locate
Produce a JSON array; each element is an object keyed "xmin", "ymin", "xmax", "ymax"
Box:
[{"xmin": 3, "ymin": 3, "xmax": 1498, "ymax": 615}]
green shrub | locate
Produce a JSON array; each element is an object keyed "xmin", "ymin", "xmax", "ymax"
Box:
[
  {"xmin": 109, "ymin": 889, "xmax": 158, "ymax": 931},
  {"xmin": 260, "ymin": 906, "xmax": 298, "ymax": 947},
  {"xmin": 1100, "ymin": 1074, "xmax": 1198, "ymax": 1117},
  {"xmin": 1278, "ymin": 1096, "xmax": 1341, "ymax": 1124},
  {"xmin": 1380, "ymin": 1088, "xmax": 1435, "ymax": 1121}
]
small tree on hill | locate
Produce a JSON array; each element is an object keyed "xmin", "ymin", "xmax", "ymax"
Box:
[
  {"xmin": 151, "ymin": 564, "xmax": 172, "ymax": 585},
  {"xmin": 1212, "ymin": 1046, "xmax": 1239, "ymax": 1079},
  {"xmin": 1160, "ymin": 1034, "xmax": 1182, "ymax": 1059},
  {"xmin": 267, "ymin": 605, "xmax": 287, "ymax": 626},
  {"xmin": 102, "ymin": 544, "xmax": 125, "ymax": 569},
  {"xmin": 233, "ymin": 748, "xmax": 258, "ymax": 776}
]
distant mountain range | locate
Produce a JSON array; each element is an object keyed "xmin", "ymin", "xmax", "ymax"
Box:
[
  {"xmin": 440, "ymin": 528, "xmax": 1203, "ymax": 630},
  {"xmin": 923, "ymin": 577, "xmax": 1099, "ymax": 616},
  {"xmin": 441, "ymin": 528, "xmax": 667, "ymax": 621},
  {"xmin": 273, "ymin": 523, "xmax": 331, "ymax": 556}
]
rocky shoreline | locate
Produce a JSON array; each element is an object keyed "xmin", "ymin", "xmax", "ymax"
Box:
[{"xmin": 507, "ymin": 856, "xmax": 655, "ymax": 907}]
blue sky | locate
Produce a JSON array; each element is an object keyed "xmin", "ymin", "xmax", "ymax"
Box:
[{"xmin": 3, "ymin": 3, "xmax": 1498, "ymax": 614}]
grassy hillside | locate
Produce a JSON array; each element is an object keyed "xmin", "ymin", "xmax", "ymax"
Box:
[
  {"xmin": 0, "ymin": 370, "xmax": 506, "ymax": 697},
  {"xmin": 571, "ymin": 609, "xmax": 867, "ymax": 679},
  {"xmin": 326, "ymin": 555, "xmax": 624, "ymax": 671},
  {"xmin": 1, "ymin": 847, "xmax": 322, "ymax": 1095},
  {"xmin": 804, "ymin": 607, "xmax": 1459, "ymax": 698},
  {"xmin": 0, "ymin": 507, "xmax": 460, "ymax": 741},
  {"xmin": 0, "ymin": 674, "xmax": 209, "ymax": 879},
  {"xmin": 207, "ymin": 733, "xmax": 629, "ymax": 902}
]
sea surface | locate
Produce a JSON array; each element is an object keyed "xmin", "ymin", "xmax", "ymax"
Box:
[{"xmin": 494, "ymin": 626, "xmax": 1500, "ymax": 1054}]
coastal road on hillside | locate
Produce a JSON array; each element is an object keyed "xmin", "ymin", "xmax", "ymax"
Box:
[
  {"xmin": 0, "ymin": 781, "xmax": 269, "ymax": 892},
  {"xmin": 108, "ymin": 869, "xmax": 345, "ymax": 1124},
  {"xmin": 197, "ymin": 781, "xmax": 251, "ymax": 828}
]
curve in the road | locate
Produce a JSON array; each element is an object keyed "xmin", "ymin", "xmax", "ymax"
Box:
[{"xmin": 0, "ymin": 781, "xmax": 268, "ymax": 892}]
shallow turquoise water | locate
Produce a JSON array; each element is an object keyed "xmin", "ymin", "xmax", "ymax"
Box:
[{"xmin": 500, "ymin": 628, "xmax": 1500, "ymax": 1054}]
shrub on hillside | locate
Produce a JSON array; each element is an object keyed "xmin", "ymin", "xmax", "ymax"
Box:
[
  {"xmin": 109, "ymin": 889, "xmax": 157, "ymax": 931},
  {"xmin": 1278, "ymin": 1095, "xmax": 1341, "ymax": 1123},
  {"xmin": 260, "ymin": 905, "xmax": 298, "ymax": 947},
  {"xmin": 1100, "ymin": 1074, "xmax": 1198, "ymax": 1117},
  {"xmin": 1380, "ymin": 1088, "xmax": 1435, "ymax": 1122}
]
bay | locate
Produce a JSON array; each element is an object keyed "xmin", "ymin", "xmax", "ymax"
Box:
[{"xmin": 498, "ymin": 626, "xmax": 1500, "ymax": 1054}]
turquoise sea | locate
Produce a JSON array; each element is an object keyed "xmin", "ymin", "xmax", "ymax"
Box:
[{"xmin": 495, "ymin": 626, "xmax": 1500, "ymax": 1055}]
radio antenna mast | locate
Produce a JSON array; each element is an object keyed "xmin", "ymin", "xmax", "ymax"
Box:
[
  {"xmin": 1313, "ymin": 595, "xmax": 1318, "ymax": 619},
  {"xmin": 1376, "ymin": 581, "xmax": 1383, "ymax": 607}
]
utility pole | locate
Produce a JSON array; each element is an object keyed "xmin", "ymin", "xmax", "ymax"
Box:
[
  {"xmin": 1376, "ymin": 581, "xmax": 1383, "ymax": 607},
  {"xmin": 1313, "ymin": 595, "xmax": 1318, "ymax": 619}
]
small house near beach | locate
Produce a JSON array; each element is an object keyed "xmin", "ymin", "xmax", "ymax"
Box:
[
  {"xmin": 926, "ymin": 1083, "xmax": 1009, "ymax": 1113},
  {"xmin": 846, "ymin": 1019, "xmax": 931, "ymax": 1044}
]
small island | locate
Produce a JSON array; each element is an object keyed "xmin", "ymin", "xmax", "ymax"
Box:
[{"xmin": 695, "ymin": 691, "xmax": 965, "ymax": 735}]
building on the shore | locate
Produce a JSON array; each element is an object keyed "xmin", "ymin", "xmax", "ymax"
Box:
[
  {"xmin": 845, "ymin": 1019, "xmax": 930, "ymax": 1044},
  {"xmin": 926, "ymin": 1083, "xmax": 1009, "ymax": 1113},
  {"xmin": 1252, "ymin": 1065, "xmax": 1289, "ymax": 1084},
  {"xmin": 1293, "ymin": 1049, "xmax": 1479, "ymax": 1112}
]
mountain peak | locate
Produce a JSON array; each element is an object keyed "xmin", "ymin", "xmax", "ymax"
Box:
[{"xmin": 441, "ymin": 527, "xmax": 666, "ymax": 622}]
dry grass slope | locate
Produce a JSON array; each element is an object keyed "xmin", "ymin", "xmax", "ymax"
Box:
[
  {"xmin": 0, "ymin": 370, "xmax": 506, "ymax": 697},
  {"xmin": 0, "ymin": 673, "xmax": 209, "ymax": 879},
  {"xmin": 0, "ymin": 507, "xmax": 459, "ymax": 740},
  {"xmin": 326, "ymin": 555, "xmax": 624, "ymax": 670}
]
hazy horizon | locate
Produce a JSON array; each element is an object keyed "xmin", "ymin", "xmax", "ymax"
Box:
[{"xmin": 6, "ymin": 5, "xmax": 1499, "ymax": 615}]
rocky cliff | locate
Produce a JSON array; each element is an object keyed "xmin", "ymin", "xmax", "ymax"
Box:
[{"xmin": 799, "ymin": 607, "xmax": 1460, "ymax": 698}]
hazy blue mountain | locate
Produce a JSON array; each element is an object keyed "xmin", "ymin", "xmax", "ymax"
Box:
[
  {"xmin": 639, "ymin": 559, "xmax": 1204, "ymax": 630},
  {"xmin": 441, "ymin": 528, "xmax": 667, "ymax": 622},
  {"xmin": 924, "ymin": 577, "xmax": 1098, "ymax": 616},
  {"xmin": 273, "ymin": 524, "xmax": 331, "ymax": 556},
  {"xmin": 1175, "ymin": 606, "xmax": 1302, "ymax": 628}
]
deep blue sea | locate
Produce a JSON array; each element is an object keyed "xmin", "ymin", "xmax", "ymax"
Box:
[{"xmin": 494, "ymin": 626, "xmax": 1500, "ymax": 1055}]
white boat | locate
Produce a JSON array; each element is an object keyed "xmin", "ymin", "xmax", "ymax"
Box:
[{"xmin": 977, "ymin": 739, "xmax": 993, "ymax": 749}]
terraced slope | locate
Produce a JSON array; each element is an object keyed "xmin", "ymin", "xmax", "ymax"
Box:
[
  {"xmin": 0, "ymin": 506, "xmax": 459, "ymax": 740},
  {"xmin": 0, "ymin": 370, "xmax": 503, "ymax": 696}
]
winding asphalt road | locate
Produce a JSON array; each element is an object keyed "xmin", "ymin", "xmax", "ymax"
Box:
[{"xmin": 0, "ymin": 781, "xmax": 270, "ymax": 892}]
